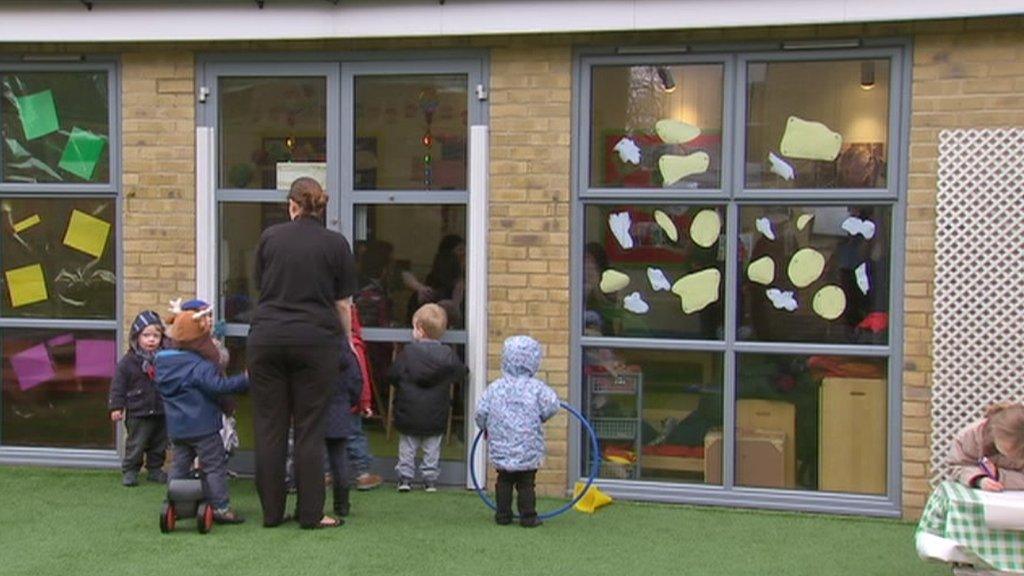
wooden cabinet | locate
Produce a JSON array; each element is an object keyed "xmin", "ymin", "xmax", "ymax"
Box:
[{"xmin": 818, "ymin": 377, "xmax": 887, "ymax": 495}]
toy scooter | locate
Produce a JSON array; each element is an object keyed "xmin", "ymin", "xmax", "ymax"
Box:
[{"xmin": 159, "ymin": 479, "xmax": 214, "ymax": 534}]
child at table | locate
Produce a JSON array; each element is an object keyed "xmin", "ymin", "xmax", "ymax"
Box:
[{"xmin": 949, "ymin": 402, "xmax": 1024, "ymax": 492}]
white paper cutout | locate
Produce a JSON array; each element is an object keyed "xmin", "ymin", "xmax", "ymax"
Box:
[
  {"xmin": 659, "ymin": 152, "xmax": 710, "ymax": 186},
  {"xmin": 623, "ymin": 291, "xmax": 650, "ymax": 314},
  {"xmin": 766, "ymin": 288, "xmax": 798, "ymax": 312},
  {"xmin": 655, "ymin": 119, "xmax": 701, "ymax": 144},
  {"xmin": 787, "ymin": 248, "xmax": 826, "ymax": 288},
  {"xmin": 796, "ymin": 213, "xmax": 815, "ymax": 231},
  {"xmin": 855, "ymin": 262, "xmax": 870, "ymax": 295},
  {"xmin": 841, "ymin": 216, "xmax": 876, "ymax": 240},
  {"xmin": 613, "ymin": 137, "xmax": 641, "ymax": 165},
  {"xmin": 755, "ymin": 217, "xmax": 776, "ymax": 241},
  {"xmin": 779, "ymin": 116, "xmax": 843, "ymax": 161},
  {"xmin": 768, "ymin": 151, "xmax": 795, "ymax": 181},
  {"xmin": 653, "ymin": 210, "xmax": 678, "ymax": 242},
  {"xmin": 608, "ymin": 211, "xmax": 634, "ymax": 250},
  {"xmin": 600, "ymin": 269, "xmax": 630, "ymax": 293},
  {"xmin": 747, "ymin": 256, "xmax": 775, "ymax": 286},
  {"xmin": 671, "ymin": 268, "xmax": 721, "ymax": 314},
  {"xmin": 690, "ymin": 209, "xmax": 721, "ymax": 248},
  {"xmin": 647, "ymin": 267, "xmax": 671, "ymax": 292},
  {"xmin": 812, "ymin": 285, "xmax": 847, "ymax": 320}
]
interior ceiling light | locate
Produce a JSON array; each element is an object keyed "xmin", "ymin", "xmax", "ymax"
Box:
[
  {"xmin": 656, "ymin": 67, "xmax": 677, "ymax": 94},
  {"xmin": 860, "ymin": 61, "xmax": 876, "ymax": 91}
]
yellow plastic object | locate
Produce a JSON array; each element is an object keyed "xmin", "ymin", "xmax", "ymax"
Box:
[
  {"xmin": 573, "ymin": 482, "xmax": 613, "ymax": 514},
  {"xmin": 779, "ymin": 116, "xmax": 843, "ymax": 161}
]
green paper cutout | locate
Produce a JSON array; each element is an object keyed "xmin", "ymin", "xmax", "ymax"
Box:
[
  {"xmin": 58, "ymin": 128, "xmax": 107, "ymax": 181},
  {"xmin": 15, "ymin": 90, "xmax": 60, "ymax": 141}
]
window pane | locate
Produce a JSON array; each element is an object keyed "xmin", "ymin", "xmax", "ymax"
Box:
[
  {"xmin": 583, "ymin": 204, "xmax": 724, "ymax": 339},
  {"xmin": 224, "ymin": 337, "xmax": 253, "ymax": 450},
  {"xmin": 590, "ymin": 64, "xmax": 723, "ymax": 189},
  {"xmin": 219, "ymin": 77, "xmax": 326, "ymax": 190},
  {"xmin": 1, "ymin": 198, "xmax": 116, "ymax": 319},
  {"xmin": 745, "ymin": 59, "xmax": 890, "ymax": 189},
  {"xmin": 354, "ymin": 75, "xmax": 467, "ymax": 191},
  {"xmin": 582, "ymin": 349, "xmax": 723, "ymax": 484},
  {"xmin": 1, "ymin": 328, "xmax": 116, "ymax": 448},
  {"xmin": 1, "ymin": 72, "xmax": 110, "ymax": 184},
  {"xmin": 737, "ymin": 205, "xmax": 890, "ymax": 344},
  {"xmin": 219, "ymin": 202, "xmax": 290, "ymax": 323},
  {"xmin": 736, "ymin": 354, "xmax": 887, "ymax": 495},
  {"xmin": 354, "ymin": 204, "xmax": 466, "ymax": 329}
]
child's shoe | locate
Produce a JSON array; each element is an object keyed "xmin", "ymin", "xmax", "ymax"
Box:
[
  {"xmin": 520, "ymin": 516, "xmax": 543, "ymax": 528},
  {"xmin": 213, "ymin": 507, "xmax": 245, "ymax": 524},
  {"xmin": 397, "ymin": 478, "xmax": 412, "ymax": 492},
  {"xmin": 122, "ymin": 471, "xmax": 138, "ymax": 487},
  {"xmin": 147, "ymin": 469, "xmax": 167, "ymax": 483},
  {"xmin": 424, "ymin": 481, "xmax": 437, "ymax": 493},
  {"xmin": 356, "ymin": 472, "xmax": 382, "ymax": 491},
  {"xmin": 494, "ymin": 513, "xmax": 513, "ymax": 526}
]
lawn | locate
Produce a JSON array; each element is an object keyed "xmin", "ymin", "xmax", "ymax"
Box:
[{"xmin": 0, "ymin": 466, "xmax": 947, "ymax": 576}]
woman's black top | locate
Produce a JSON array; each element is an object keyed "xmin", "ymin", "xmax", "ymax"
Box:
[{"xmin": 248, "ymin": 216, "xmax": 357, "ymax": 348}]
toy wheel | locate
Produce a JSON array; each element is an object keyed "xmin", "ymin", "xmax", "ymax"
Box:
[
  {"xmin": 196, "ymin": 503, "xmax": 214, "ymax": 535},
  {"xmin": 160, "ymin": 501, "xmax": 176, "ymax": 533}
]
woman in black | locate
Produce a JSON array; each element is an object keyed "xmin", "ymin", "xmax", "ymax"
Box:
[{"xmin": 247, "ymin": 177, "xmax": 357, "ymax": 529}]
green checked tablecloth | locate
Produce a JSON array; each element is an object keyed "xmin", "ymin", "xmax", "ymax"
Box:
[{"xmin": 918, "ymin": 481, "xmax": 1024, "ymax": 573}]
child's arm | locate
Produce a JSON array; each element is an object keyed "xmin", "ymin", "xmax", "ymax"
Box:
[
  {"xmin": 999, "ymin": 469, "xmax": 1024, "ymax": 490},
  {"xmin": 107, "ymin": 356, "xmax": 129, "ymax": 421},
  {"xmin": 474, "ymin": 388, "xmax": 491, "ymax": 430},
  {"xmin": 194, "ymin": 361, "xmax": 249, "ymax": 397},
  {"xmin": 537, "ymin": 384, "xmax": 560, "ymax": 423},
  {"xmin": 948, "ymin": 430, "xmax": 990, "ymax": 488}
]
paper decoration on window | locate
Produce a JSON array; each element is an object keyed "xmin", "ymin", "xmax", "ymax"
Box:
[
  {"xmin": 768, "ymin": 152, "xmax": 795, "ymax": 181},
  {"xmin": 655, "ymin": 119, "xmax": 701, "ymax": 144},
  {"xmin": 671, "ymin": 268, "xmax": 721, "ymax": 314},
  {"xmin": 647, "ymin": 267, "xmax": 671, "ymax": 292},
  {"xmin": 747, "ymin": 256, "xmax": 775, "ymax": 285},
  {"xmin": 47, "ymin": 333, "xmax": 75, "ymax": 348},
  {"xmin": 608, "ymin": 211, "xmax": 633, "ymax": 250},
  {"xmin": 779, "ymin": 116, "xmax": 843, "ymax": 161},
  {"xmin": 841, "ymin": 216, "xmax": 876, "ymax": 240},
  {"xmin": 10, "ymin": 343, "xmax": 56, "ymax": 391},
  {"xmin": 75, "ymin": 339, "xmax": 117, "ymax": 379},
  {"xmin": 613, "ymin": 137, "xmax": 641, "ymax": 165},
  {"xmin": 6, "ymin": 264, "xmax": 48, "ymax": 308},
  {"xmin": 689, "ymin": 209, "xmax": 720, "ymax": 248},
  {"xmin": 13, "ymin": 214, "xmax": 41, "ymax": 233},
  {"xmin": 9, "ymin": 157, "xmax": 62, "ymax": 181},
  {"xmin": 766, "ymin": 288, "xmax": 798, "ymax": 312},
  {"xmin": 653, "ymin": 210, "xmax": 678, "ymax": 242},
  {"xmin": 15, "ymin": 90, "xmax": 60, "ymax": 141},
  {"xmin": 855, "ymin": 263, "xmax": 870, "ymax": 295},
  {"xmin": 787, "ymin": 248, "xmax": 825, "ymax": 288},
  {"xmin": 5, "ymin": 137, "xmax": 32, "ymax": 159},
  {"xmin": 812, "ymin": 285, "xmax": 846, "ymax": 320},
  {"xmin": 754, "ymin": 217, "xmax": 776, "ymax": 241},
  {"xmin": 623, "ymin": 292, "xmax": 650, "ymax": 314},
  {"xmin": 599, "ymin": 269, "xmax": 630, "ymax": 293},
  {"xmin": 796, "ymin": 213, "xmax": 814, "ymax": 231},
  {"xmin": 63, "ymin": 210, "xmax": 111, "ymax": 258},
  {"xmin": 659, "ymin": 152, "xmax": 710, "ymax": 186},
  {"xmin": 59, "ymin": 127, "xmax": 107, "ymax": 181}
]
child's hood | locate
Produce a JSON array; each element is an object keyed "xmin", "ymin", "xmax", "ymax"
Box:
[
  {"xmin": 500, "ymin": 335, "xmax": 542, "ymax": 380},
  {"xmin": 129, "ymin": 310, "xmax": 163, "ymax": 347}
]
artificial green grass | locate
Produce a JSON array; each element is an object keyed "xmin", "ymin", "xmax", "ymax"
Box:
[{"xmin": 0, "ymin": 466, "xmax": 946, "ymax": 576}]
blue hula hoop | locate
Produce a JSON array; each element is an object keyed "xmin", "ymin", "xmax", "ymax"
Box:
[{"xmin": 469, "ymin": 401, "xmax": 602, "ymax": 520}]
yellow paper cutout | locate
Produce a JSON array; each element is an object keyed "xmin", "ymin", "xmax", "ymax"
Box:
[
  {"xmin": 671, "ymin": 268, "xmax": 721, "ymax": 314},
  {"xmin": 689, "ymin": 209, "xmax": 721, "ymax": 248},
  {"xmin": 659, "ymin": 152, "xmax": 710, "ymax": 186},
  {"xmin": 747, "ymin": 256, "xmax": 775, "ymax": 286},
  {"xmin": 13, "ymin": 214, "xmax": 41, "ymax": 233},
  {"xmin": 779, "ymin": 116, "xmax": 843, "ymax": 161},
  {"xmin": 6, "ymin": 264, "xmax": 48, "ymax": 308},
  {"xmin": 812, "ymin": 285, "xmax": 846, "ymax": 320},
  {"xmin": 796, "ymin": 213, "xmax": 814, "ymax": 231},
  {"xmin": 653, "ymin": 210, "xmax": 678, "ymax": 242},
  {"xmin": 787, "ymin": 248, "xmax": 825, "ymax": 288},
  {"xmin": 655, "ymin": 119, "xmax": 701, "ymax": 144},
  {"xmin": 63, "ymin": 210, "xmax": 111, "ymax": 258},
  {"xmin": 599, "ymin": 269, "xmax": 630, "ymax": 293}
]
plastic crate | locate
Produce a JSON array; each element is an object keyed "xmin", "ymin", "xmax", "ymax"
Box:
[
  {"xmin": 593, "ymin": 418, "xmax": 637, "ymax": 440},
  {"xmin": 589, "ymin": 373, "xmax": 640, "ymax": 394},
  {"xmin": 599, "ymin": 461, "xmax": 635, "ymax": 479}
]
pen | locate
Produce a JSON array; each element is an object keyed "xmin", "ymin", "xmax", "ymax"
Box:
[{"xmin": 979, "ymin": 457, "xmax": 999, "ymax": 481}]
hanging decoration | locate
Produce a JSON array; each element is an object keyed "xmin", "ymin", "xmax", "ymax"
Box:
[{"xmin": 418, "ymin": 87, "xmax": 440, "ymax": 189}]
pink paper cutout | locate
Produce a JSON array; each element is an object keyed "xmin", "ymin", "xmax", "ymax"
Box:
[
  {"xmin": 11, "ymin": 343, "xmax": 56, "ymax": 391},
  {"xmin": 75, "ymin": 339, "xmax": 116, "ymax": 379},
  {"xmin": 47, "ymin": 333, "xmax": 75, "ymax": 348}
]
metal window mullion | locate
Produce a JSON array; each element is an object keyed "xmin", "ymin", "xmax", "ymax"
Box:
[
  {"xmin": 579, "ymin": 336, "xmax": 726, "ymax": 352},
  {"xmin": 722, "ymin": 202, "xmax": 739, "ymax": 490},
  {"xmin": 0, "ymin": 318, "xmax": 118, "ymax": 330},
  {"xmin": 350, "ymin": 191, "xmax": 469, "ymax": 205},
  {"xmin": 732, "ymin": 341, "xmax": 891, "ymax": 357}
]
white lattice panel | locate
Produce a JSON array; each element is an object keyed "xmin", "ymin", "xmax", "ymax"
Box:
[{"xmin": 932, "ymin": 128, "xmax": 1024, "ymax": 484}]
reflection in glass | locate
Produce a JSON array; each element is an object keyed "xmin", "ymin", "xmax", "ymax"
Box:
[
  {"xmin": 354, "ymin": 75, "xmax": 467, "ymax": 190},
  {"xmin": 219, "ymin": 202, "xmax": 290, "ymax": 323},
  {"xmin": 583, "ymin": 205, "xmax": 724, "ymax": 339},
  {"xmin": 1, "ymin": 198, "xmax": 116, "ymax": 319},
  {"xmin": 745, "ymin": 59, "xmax": 890, "ymax": 189},
  {"xmin": 736, "ymin": 354, "xmax": 887, "ymax": 494},
  {"xmin": 1, "ymin": 72, "xmax": 110, "ymax": 184},
  {"xmin": 224, "ymin": 337, "xmax": 254, "ymax": 450},
  {"xmin": 737, "ymin": 205, "xmax": 890, "ymax": 344},
  {"xmin": 581, "ymin": 348, "xmax": 723, "ymax": 484},
  {"xmin": 219, "ymin": 77, "xmax": 326, "ymax": 190},
  {"xmin": 1, "ymin": 328, "xmax": 117, "ymax": 448},
  {"xmin": 590, "ymin": 64, "xmax": 724, "ymax": 189},
  {"xmin": 354, "ymin": 205, "xmax": 466, "ymax": 329}
]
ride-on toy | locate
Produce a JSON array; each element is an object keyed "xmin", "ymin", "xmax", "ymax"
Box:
[{"xmin": 159, "ymin": 478, "xmax": 214, "ymax": 534}]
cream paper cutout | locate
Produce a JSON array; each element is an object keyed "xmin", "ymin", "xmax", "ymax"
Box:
[
  {"xmin": 623, "ymin": 292, "xmax": 650, "ymax": 314},
  {"xmin": 796, "ymin": 213, "xmax": 815, "ymax": 231},
  {"xmin": 689, "ymin": 209, "xmax": 721, "ymax": 248},
  {"xmin": 755, "ymin": 217, "xmax": 776, "ymax": 241},
  {"xmin": 653, "ymin": 210, "xmax": 678, "ymax": 242},
  {"xmin": 855, "ymin": 262, "xmax": 870, "ymax": 295},
  {"xmin": 613, "ymin": 137, "xmax": 641, "ymax": 165},
  {"xmin": 766, "ymin": 288, "xmax": 798, "ymax": 312},
  {"xmin": 655, "ymin": 119, "xmax": 701, "ymax": 144},
  {"xmin": 747, "ymin": 256, "xmax": 775, "ymax": 285},
  {"xmin": 647, "ymin": 267, "xmax": 671, "ymax": 292},
  {"xmin": 768, "ymin": 151, "xmax": 795, "ymax": 181},
  {"xmin": 670, "ymin": 268, "xmax": 721, "ymax": 314},
  {"xmin": 608, "ymin": 211, "xmax": 634, "ymax": 250},
  {"xmin": 659, "ymin": 152, "xmax": 710, "ymax": 186},
  {"xmin": 841, "ymin": 216, "xmax": 876, "ymax": 240},
  {"xmin": 600, "ymin": 269, "xmax": 630, "ymax": 293},
  {"xmin": 779, "ymin": 116, "xmax": 843, "ymax": 161},
  {"xmin": 812, "ymin": 285, "xmax": 846, "ymax": 320},
  {"xmin": 787, "ymin": 248, "xmax": 825, "ymax": 288}
]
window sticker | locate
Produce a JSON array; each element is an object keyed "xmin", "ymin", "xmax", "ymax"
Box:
[
  {"xmin": 13, "ymin": 214, "xmax": 41, "ymax": 233},
  {"xmin": 599, "ymin": 269, "xmax": 630, "ymax": 293},
  {"xmin": 613, "ymin": 137, "xmax": 641, "ymax": 165},
  {"xmin": 796, "ymin": 213, "xmax": 815, "ymax": 231},
  {"xmin": 812, "ymin": 285, "xmax": 846, "ymax": 320},
  {"xmin": 75, "ymin": 338, "xmax": 117, "ymax": 379},
  {"xmin": 787, "ymin": 248, "xmax": 825, "ymax": 289},
  {"xmin": 623, "ymin": 291, "xmax": 650, "ymax": 314},
  {"xmin": 608, "ymin": 211, "xmax": 634, "ymax": 250},
  {"xmin": 768, "ymin": 151, "xmax": 795, "ymax": 181},
  {"xmin": 658, "ymin": 152, "xmax": 709, "ymax": 186},
  {"xmin": 746, "ymin": 256, "xmax": 775, "ymax": 286},
  {"xmin": 653, "ymin": 210, "xmax": 678, "ymax": 242},
  {"xmin": 841, "ymin": 216, "xmax": 876, "ymax": 240},
  {"xmin": 671, "ymin": 268, "xmax": 721, "ymax": 314},
  {"xmin": 855, "ymin": 262, "xmax": 870, "ymax": 295},
  {"xmin": 15, "ymin": 90, "xmax": 60, "ymax": 141},
  {"xmin": 655, "ymin": 119, "xmax": 701, "ymax": 144},
  {"xmin": 754, "ymin": 216, "xmax": 776, "ymax": 241},
  {"xmin": 10, "ymin": 343, "xmax": 56, "ymax": 391},
  {"xmin": 647, "ymin": 267, "xmax": 671, "ymax": 292},
  {"xmin": 6, "ymin": 263, "xmax": 48, "ymax": 307},
  {"xmin": 63, "ymin": 209, "xmax": 111, "ymax": 259},
  {"xmin": 689, "ymin": 209, "xmax": 721, "ymax": 248},
  {"xmin": 58, "ymin": 127, "xmax": 107, "ymax": 181},
  {"xmin": 766, "ymin": 288, "xmax": 798, "ymax": 311},
  {"xmin": 779, "ymin": 116, "xmax": 842, "ymax": 161}
]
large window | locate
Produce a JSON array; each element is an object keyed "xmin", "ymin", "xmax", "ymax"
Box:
[
  {"xmin": 0, "ymin": 63, "xmax": 119, "ymax": 450},
  {"xmin": 576, "ymin": 47, "xmax": 903, "ymax": 512}
]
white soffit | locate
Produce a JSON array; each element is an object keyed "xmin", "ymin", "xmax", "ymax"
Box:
[{"xmin": 0, "ymin": 1, "xmax": 1020, "ymax": 42}]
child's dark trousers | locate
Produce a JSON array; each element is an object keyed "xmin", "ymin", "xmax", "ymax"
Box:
[
  {"xmin": 495, "ymin": 469, "xmax": 538, "ymax": 526},
  {"xmin": 123, "ymin": 415, "xmax": 167, "ymax": 474}
]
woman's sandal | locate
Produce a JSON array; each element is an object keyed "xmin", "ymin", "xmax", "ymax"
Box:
[{"xmin": 300, "ymin": 515, "xmax": 344, "ymax": 529}]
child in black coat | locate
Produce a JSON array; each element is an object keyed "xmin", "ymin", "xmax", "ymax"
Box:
[{"xmin": 322, "ymin": 344, "xmax": 365, "ymax": 521}]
